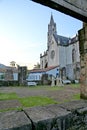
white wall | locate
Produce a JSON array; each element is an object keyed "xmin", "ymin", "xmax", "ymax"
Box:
[
  {"xmin": 48, "ymin": 36, "xmax": 59, "ymax": 67},
  {"xmin": 13, "ymin": 73, "xmax": 18, "ymax": 81},
  {"xmin": 46, "ymin": 67, "xmax": 59, "ymax": 78},
  {"xmin": 59, "ymin": 46, "xmax": 67, "ymax": 68},
  {"xmin": 27, "ymin": 72, "xmax": 44, "ymax": 81},
  {"xmin": 66, "ymin": 45, "xmax": 73, "ymax": 65}
]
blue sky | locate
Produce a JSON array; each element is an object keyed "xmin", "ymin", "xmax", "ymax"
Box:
[{"xmin": 0, "ymin": 0, "xmax": 82, "ymax": 69}]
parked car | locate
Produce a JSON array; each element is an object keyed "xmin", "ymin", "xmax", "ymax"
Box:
[
  {"xmin": 62, "ymin": 79, "xmax": 71, "ymax": 84},
  {"xmin": 74, "ymin": 80, "xmax": 79, "ymax": 83},
  {"xmin": 27, "ymin": 82, "xmax": 37, "ymax": 86}
]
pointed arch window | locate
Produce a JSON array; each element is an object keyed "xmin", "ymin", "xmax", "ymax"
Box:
[{"xmin": 72, "ymin": 48, "xmax": 76, "ymax": 63}]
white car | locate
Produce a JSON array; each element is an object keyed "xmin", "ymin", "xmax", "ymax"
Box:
[
  {"xmin": 62, "ymin": 79, "xmax": 71, "ymax": 84},
  {"xmin": 27, "ymin": 82, "xmax": 37, "ymax": 86}
]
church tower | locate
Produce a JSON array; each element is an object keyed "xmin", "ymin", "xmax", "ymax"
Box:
[{"xmin": 47, "ymin": 14, "xmax": 57, "ymax": 49}]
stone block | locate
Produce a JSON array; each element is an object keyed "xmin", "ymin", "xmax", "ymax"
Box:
[
  {"xmin": 81, "ymin": 68, "xmax": 85, "ymax": 75},
  {"xmin": 59, "ymin": 100, "xmax": 87, "ymax": 111},
  {"xmin": 0, "ymin": 111, "xmax": 32, "ymax": 130},
  {"xmin": 24, "ymin": 105, "xmax": 71, "ymax": 130},
  {"xmin": 80, "ymin": 60, "xmax": 85, "ymax": 67},
  {"xmin": 80, "ymin": 74, "xmax": 86, "ymax": 82}
]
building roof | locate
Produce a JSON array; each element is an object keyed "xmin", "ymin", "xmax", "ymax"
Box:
[
  {"xmin": 0, "ymin": 63, "xmax": 7, "ymax": 68},
  {"xmin": 29, "ymin": 66, "xmax": 59, "ymax": 73},
  {"xmin": 53, "ymin": 34, "xmax": 78, "ymax": 46},
  {"xmin": 0, "ymin": 63, "xmax": 18, "ymax": 73},
  {"xmin": 71, "ymin": 35, "xmax": 78, "ymax": 44},
  {"xmin": 53, "ymin": 34, "xmax": 70, "ymax": 46}
]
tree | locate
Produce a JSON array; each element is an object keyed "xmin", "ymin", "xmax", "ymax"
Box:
[{"xmin": 33, "ymin": 62, "xmax": 40, "ymax": 69}]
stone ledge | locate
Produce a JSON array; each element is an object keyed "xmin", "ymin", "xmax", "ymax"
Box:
[
  {"xmin": 0, "ymin": 111, "xmax": 32, "ymax": 130},
  {"xmin": 0, "ymin": 100, "xmax": 87, "ymax": 130}
]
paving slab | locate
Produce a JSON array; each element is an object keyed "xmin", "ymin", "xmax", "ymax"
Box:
[
  {"xmin": 24, "ymin": 106, "xmax": 55, "ymax": 122},
  {"xmin": 0, "ymin": 111, "xmax": 32, "ymax": 130},
  {"xmin": 24, "ymin": 105, "xmax": 71, "ymax": 130},
  {"xmin": 43, "ymin": 104, "xmax": 71, "ymax": 116},
  {"xmin": 59, "ymin": 100, "xmax": 87, "ymax": 111},
  {"xmin": 0, "ymin": 100, "xmax": 21, "ymax": 110}
]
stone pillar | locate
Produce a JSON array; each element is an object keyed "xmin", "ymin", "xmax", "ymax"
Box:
[
  {"xmin": 51, "ymin": 76, "xmax": 55, "ymax": 86},
  {"xmin": 56, "ymin": 77, "xmax": 63, "ymax": 86},
  {"xmin": 78, "ymin": 23, "xmax": 87, "ymax": 99}
]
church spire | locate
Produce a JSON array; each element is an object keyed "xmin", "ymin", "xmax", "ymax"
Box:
[
  {"xmin": 50, "ymin": 13, "xmax": 54, "ymax": 25},
  {"xmin": 47, "ymin": 14, "xmax": 57, "ymax": 49}
]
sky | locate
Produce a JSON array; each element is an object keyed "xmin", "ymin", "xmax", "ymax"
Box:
[{"xmin": 0, "ymin": 0, "xmax": 82, "ymax": 69}]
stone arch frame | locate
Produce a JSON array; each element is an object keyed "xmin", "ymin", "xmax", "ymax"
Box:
[{"xmin": 61, "ymin": 67, "xmax": 66, "ymax": 79}]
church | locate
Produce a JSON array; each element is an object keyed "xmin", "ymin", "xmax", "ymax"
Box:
[{"xmin": 40, "ymin": 14, "xmax": 80, "ymax": 81}]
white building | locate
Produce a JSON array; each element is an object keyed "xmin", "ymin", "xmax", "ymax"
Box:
[
  {"xmin": 40, "ymin": 14, "xmax": 80, "ymax": 81},
  {"xmin": 27, "ymin": 66, "xmax": 59, "ymax": 85}
]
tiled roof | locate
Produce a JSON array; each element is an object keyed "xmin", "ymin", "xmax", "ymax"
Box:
[
  {"xmin": 29, "ymin": 66, "xmax": 59, "ymax": 73},
  {"xmin": 45, "ymin": 66, "xmax": 59, "ymax": 71},
  {"xmin": 29, "ymin": 69, "xmax": 45, "ymax": 73}
]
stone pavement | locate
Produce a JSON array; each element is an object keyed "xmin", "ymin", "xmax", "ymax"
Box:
[{"xmin": 0, "ymin": 100, "xmax": 21, "ymax": 110}]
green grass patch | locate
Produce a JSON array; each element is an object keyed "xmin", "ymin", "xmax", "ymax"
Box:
[
  {"xmin": 0, "ymin": 92, "xmax": 58, "ymax": 112},
  {"xmin": 27, "ymin": 85, "xmax": 64, "ymax": 91},
  {"xmin": 19, "ymin": 96, "xmax": 57, "ymax": 108},
  {"xmin": 0, "ymin": 107, "xmax": 22, "ymax": 112},
  {"xmin": 72, "ymin": 93, "xmax": 80, "ymax": 100},
  {"xmin": 70, "ymin": 83, "xmax": 80, "ymax": 88},
  {"xmin": 0, "ymin": 93, "xmax": 18, "ymax": 100},
  {"xmin": 46, "ymin": 86, "xmax": 64, "ymax": 91}
]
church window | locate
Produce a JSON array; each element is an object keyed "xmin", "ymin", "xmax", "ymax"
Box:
[
  {"xmin": 50, "ymin": 50, "xmax": 55, "ymax": 59},
  {"xmin": 72, "ymin": 49, "xmax": 76, "ymax": 63},
  {"xmin": 42, "ymin": 61, "xmax": 43, "ymax": 68},
  {"xmin": 52, "ymin": 41, "xmax": 54, "ymax": 44}
]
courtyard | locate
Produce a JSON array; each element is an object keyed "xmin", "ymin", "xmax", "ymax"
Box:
[{"xmin": 0, "ymin": 84, "xmax": 80, "ymax": 112}]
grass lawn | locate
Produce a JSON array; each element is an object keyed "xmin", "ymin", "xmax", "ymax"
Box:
[
  {"xmin": 70, "ymin": 83, "xmax": 80, "ymax": 88},
  {"xmin": 0, "ymin": 92, "xmax": 57, "ymax": 112},
  {"xmin": 72, "ymin": 93, "xmax": 80, "ymax": 100},
  {"xmin": 0, "ymin": 92, "xmax": 18, "ymax": 100},
  {"xmin": 0, "ymin": 84, "xmax": 80, "ymax": 112},
  {"xmin": 19, "ymin": 96, "xmax": 57, "ymax": 108}
]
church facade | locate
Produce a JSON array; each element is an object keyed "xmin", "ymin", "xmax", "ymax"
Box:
[{"xmin": 40, "ymin": 14, "xmax": 80, "ymax": 81}]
